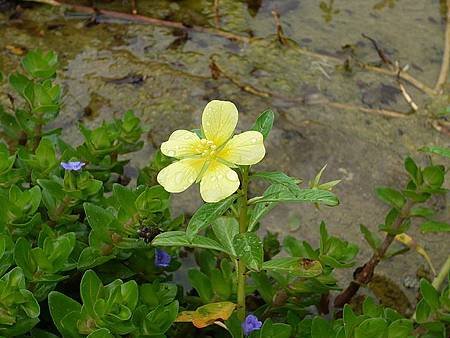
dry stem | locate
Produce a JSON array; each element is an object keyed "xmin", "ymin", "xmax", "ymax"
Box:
[
  {"xmin": 334, "ymin": 201, "xmax": 414, "ymax": 308},
  {"xmin": 213, "ymin": 0, "xmax": 220, "ymax": 29},
  {"xmin": 27, "ymin": 0, "xmax": 249, "ymax": 42},
  {"xmin": 435, "ymin": 0, "xmax": 450, "ymax": 92},
  {"xmin": 211, "ymin": 58, "xmax": 410, "ymax": 119},
  {"xmin": 271, "ymin": 10, "xmax": 288, "ymax": 45},
  {"xmin": 130, "ymin": 0, "xmax": 137, "ymax": 15}
]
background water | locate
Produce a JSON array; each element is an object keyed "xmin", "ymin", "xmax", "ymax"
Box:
[{"xmin": 0, "ymin": 0, "xmax": 449, "ymax": 308}]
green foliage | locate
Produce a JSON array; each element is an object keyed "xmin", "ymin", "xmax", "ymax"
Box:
[{"xmin": 0, "ymin": 50, "xmax": 448, "ymax": 337}]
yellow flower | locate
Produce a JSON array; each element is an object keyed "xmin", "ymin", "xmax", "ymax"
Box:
[{"xmin": 157, "ymin": 100, "xmax": 266, "ymax": 203}]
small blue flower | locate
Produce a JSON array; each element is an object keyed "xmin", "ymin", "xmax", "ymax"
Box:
[
  {"xmin": 61, "ymin": 161, "xmax": 85, "ymax": 171},
  {"xmin": 242, "ymin": 314, "xmax": 262, "ymax": 336},
  {"xmin": 155, "ymin": 249, "xmax": 171, "ymax": 268}
]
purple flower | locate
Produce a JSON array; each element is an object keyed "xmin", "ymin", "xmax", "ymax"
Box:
[
  {"xmin": 242, "ymin": 314, "xmax": 262, "ymax": 336},
  {"xmin": 155, "ymin": 249, "xmax": 171, "ymax": 268},
  {"xmin": 60, "ymin": 161, "xmax": 85, "ymax": 171}
]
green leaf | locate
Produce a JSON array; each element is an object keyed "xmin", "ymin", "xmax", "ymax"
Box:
[
  {"xmin": 83, "ymin": 203, "xmax": 114, "ymax": 239},
  {"xmin": 420, "ymin": 220, "xmax": 450, "ymax": 233},
  {"xmin": 420, "ymin": 145, "xmax": 450, "ymax": 158},
  {"xmin": 22, "ymin": 50, "xmax": 58, "ymax": 79},
  {"xmin": 387, "ymin": 319, "xmax": 413, "ymax": 338},
  {"xmin": 140, "ymin": 283, "xmax": 177, "ymax": 309},
  {"xmin": 251, "ymin": 109, "xmax": 275, "ymax": 140},
  {"xmin": 77, "ymin": 247, "xmax": 115, "ymax": 270},
  {"xmin": 343, "ymin": 305, "xmax": 362, "ymax": 338},
  {"xmin": 48, "ymin": 291, "xmax": 82, "ymax": 337},
  {"xmin": 87, "ymin": 328, "xmax": 113, "ymax": 338},
  {"xmin": 251, "ymin": 172, "xmax": 301, "ymax": 191},
  {"xmin": 422, "ymin": 166, "xmax": 445, "ymax": 189},
  {"xmin": 211, "ymin": 217, "xmax": 239, "ymax": 256},
  {"xmin": 233, "ymin": 233, "xmax": 263, "ymax": 271},
  {"xmin": 251, "ymin": 272, "xmax": 275, "ymax": 304},
  {"xmin": 251, "ymin": 187, "xmax": 339, "ymax": 206},
  {"xmin": 186, "ymin": 195, "xmax": 238, "ymax": 241},
  {"xmin": 29, "ymin": 328, "xmax": 61, "ymax": 338},
  {"xmin": 152, "ymin": 231, "xmax": 229, "ymax": 254},
  {"xmin": 188, "ymin": 269, "xmax": 213, "ymax": 303},
  {"xmin": 354, "ymin": 318, "xmax": 387, "ymax": 338},
  {"xmin": 80, "ymin": 270, "xmax": 103, "ymax": 314},
  {"xmin": 419, "ymin": 278, "xmax": 440, "ymax": 310},
  {"xmin": 9, "ymin": 73, "xmax": 32, "ymax": 99},
  {"xmin": 135, "ymin": 185, "xmax": 170, "ymax": 214},
  {"xmin": 14, "ymin": 237, "xmax": 36, "ymax": 279},
  {"xmin": 311, "ymin": 317, "xmax": 333, "ymax": 338},
  {"xmin": 248, "ymin": 184, "xmax": 284, "ymax": 232},
  {"xmin": 113, "ymin": 184, "xmax": 137, "ymax": 216},
  {"xmin": 404, "ymin": 157, "xmax": 421, "ymax": 185},
  {"xmin": 259, "ymin": 319, "xmax": 291, "ymax": 338},
  {"xmin": 410, "ymin": 207, "xmax": 434, "ymax": 218},
  {"xmin": 359, "ymin": 224, "xmax": 381, "ymax": 250},
  {"xmin": 375, "ymin": 187, "xmax": 405, "ymax": 209},
  {"xmin": 362, "ymin": 297, "xmax": 382, "ymax": 317},
  {"xmin": 415, "ymin": 298, "xmax": 431, "ymax": 323},
  {"xmin": 262, "ymin": 257, "xmax": 322, "ymax": 277}
]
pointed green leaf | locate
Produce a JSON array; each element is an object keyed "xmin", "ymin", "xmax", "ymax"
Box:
[
  {"xmin": 152, "ymin": 231, "xmax": 229, "ymax": 254},
  {"xmin": 251, "ymin": 109, "xmax": 275, "ymax": 140},
  {"xmin": 186, "ymin": 195, "xmax": 238, "ymax": 240},
  {"xmin": 212, "ymin": 217, "xmax": 239, "ymax": 256},
  {"xmin": 233, "ymin": 233, "xmax": 263, "ymax": 271}
]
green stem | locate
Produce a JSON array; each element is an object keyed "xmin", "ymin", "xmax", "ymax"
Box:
[
  {"xmin": 432, "ymin": 255, "xmax": 450, "ymax": 290},
  {"xmin": 237, "ymin": 166, "xmax": 249, "ymax": 323}
]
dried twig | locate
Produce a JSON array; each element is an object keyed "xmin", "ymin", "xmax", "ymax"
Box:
[
  {"xmin": 435, "ymin": 0, "xmax": 450, "ymax": 93},
  {"xmin": 398, "ymin": 82, "xmax": 418, "ymax": 112},
  {"xmin": 395, "ymin": 63, "xmax": 419, "ymax": 112},
  {"xmin": 271, "ymin": 10, "xmax": 288, "ymax": 45},
  {"xmin": 358, "ymin": 62, "xmax": 437, "ymax": 97},
  {"xmin": 361, "ymin": 33, "xmax": 393, "ymax": 66},
  {"xmin": 210, "ymin": 57, "xmax": 409, "ymax": 119},
  {"xmin": 130, "ymin": 0, "xmax": 137, "ymax": 15},
  {"xmin": 431, "ymin": 119, "xmax": 450, "ymax": 136},
  {"xmin": 26, "ymin": 0, "xmax": 250, "ymax": 42},
  {"xmin": 213, "ymin": 0, "xmax": 220, "ymax": 29},
  {"xmin": 334, "ymin": 201, "xmax": 415, "ymax": 309},
  {"xmin": 326, "ymin": 102, "xmax": 409, "ymax": 118}
]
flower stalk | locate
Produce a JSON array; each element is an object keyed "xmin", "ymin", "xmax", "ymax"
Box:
[{"xmin": 237, "ymin": 166, "xmax": 249, "ymax": 323}]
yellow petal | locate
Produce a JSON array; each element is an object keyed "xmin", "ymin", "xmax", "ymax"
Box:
[
  {"xmin": 200, "ymin": 161, "xmax": 240, "ymax": 203},
  {"xmin": 202, "ymin": 100, "xmax": 238, "ymax": 146},
  {"xmin": 218, "ymin": 131, "xmax": 265, "ymax": 165},
  {"xmin": 161, "ymin": 130, "xmax": 201, "ymax": 158},
  {"xmin": 157, "ymin": 158, "xmax": 205, "ymax": 193}
]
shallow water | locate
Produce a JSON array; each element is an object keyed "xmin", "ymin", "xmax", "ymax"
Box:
[{"xmin": 0, "ymin": 0, "xmax": 449, "ymax": 303}]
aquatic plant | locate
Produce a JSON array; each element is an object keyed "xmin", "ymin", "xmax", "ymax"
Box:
[{"xmin": 0, "ymin": 50, "xmax": 449, "ymax": 337}]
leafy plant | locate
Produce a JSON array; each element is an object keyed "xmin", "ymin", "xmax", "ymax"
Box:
[{"xmin": 0, "ymin": 50, "xmax": 448, "ymax": 338}]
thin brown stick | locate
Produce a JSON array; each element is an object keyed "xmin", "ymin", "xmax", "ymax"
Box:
[
  {"xmin": 361, "ymin": 33, "xmax": 393, "ymax": 66},
  {"xmin": 398, "ymin": 82, "xmax": 418, "ymax": 112},
  {"xmin": 28, "ymin": 0, "xmax": 250, "ymax": 42},
  {"xmin": 326, "ymin": 102, "xmax": 409, "ymax": 118},
  {"xmin": 395, "ymin": 64, "xmax": 418, "ymax": 112},
  {"xmin": 334, "ymin": 201, "xmax": 414, "ymax": 308},
  {"xmin": 213, "ymin": 0, "xmax": 220, "ymax": 29},
  {"xmin": 211, "ymin": 58, "xmax": 409, "ymax": 119},
  {"xmin": 271, "ymin": 10, "xmax": 288, "ymax": 45},
  {"xmin": 130, "ymin": 0, "xmax": 137, "ymax": 15},
  {"xmin": 357, "ymin": 62, "xmax": 437, "ymax": 97},
  {"xmin": 435, "ymin": 0, "xmax": 450, "ymax": 92}
]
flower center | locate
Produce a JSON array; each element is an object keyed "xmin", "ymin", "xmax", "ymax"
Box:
[{"xmin": 196, "ymin": 139, "xmax": 218, "ymax": 159}]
